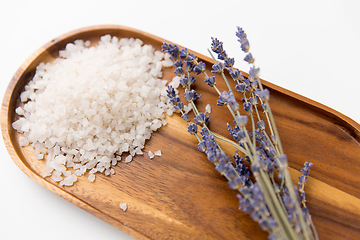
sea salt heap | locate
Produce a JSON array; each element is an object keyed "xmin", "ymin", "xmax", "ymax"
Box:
[{"xmin": 12, "ymin": 35, "xmax": 174, "ymax": 186}]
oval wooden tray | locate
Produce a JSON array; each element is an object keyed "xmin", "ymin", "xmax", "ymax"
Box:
[{"xmin": 2, "ymin": 25, "xmax": 360, "ymax": 240}]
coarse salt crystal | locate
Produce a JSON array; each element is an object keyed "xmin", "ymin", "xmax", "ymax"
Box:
[
  {"xmin": 125, "ymin": 155, "xmax": 132, "ymax": 163},
  {"xmin": 148, "ymin": 150, "xmax": 154, "ymax": 159},
  {"xmin": 88, "ymin": 174, "xmax": 95, "ymax": 182},
  {"xmin": 154, "ymin": 150, "xmax": 162, "ymax": 156},
  {"xmin": 205, "ymin": 104, "xmax": 211, "ymax": 114},
  {"xmin": 119, "ymin": 203, "xmax": 127, "ymax": 211},
  {"xmin": 19, "ymin": 137, "xmax": 29, "ymax": 146}
]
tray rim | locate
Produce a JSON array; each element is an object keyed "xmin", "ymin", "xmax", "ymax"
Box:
[{"xmin": 2, "ymin": 24, "xmax": 360, "ymax": 239}]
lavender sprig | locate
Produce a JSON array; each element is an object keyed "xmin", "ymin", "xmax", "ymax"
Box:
[{"xmin": 162, "ymin": 28, "xmax": 318, "ymax": 240}]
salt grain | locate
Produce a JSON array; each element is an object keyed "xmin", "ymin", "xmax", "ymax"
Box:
[
  {"xmin": 119, "ymin": 203, "xmax": 127, "ymax": 211},
  {"xmin": 88, "ymin": 174, "xmax": 95, "ymax": 182},
  {"xmin": 205, "ymin": 104, "xmax": 211, "ymax": 114},
  {"xmin": 154, "ymin": 150, "xmax": 162, "ymax": 156},
  {"xmin": 148, "ymin": 150, "xmax": 155, "ymax": 159},
  {"xmin": 125, "ymin": 155, "xmax": 132, "ymax": 163},
  {"xmin": 18, "ymin": 137, "xmax": 29, "ymax": 147}
]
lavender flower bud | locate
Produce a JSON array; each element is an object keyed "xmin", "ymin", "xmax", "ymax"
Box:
[
  {"xmin": 194, "ymin": 112, "xmax": 209, "ymax": 125},
  {"xmin": 198, "ymin": 141, "xmax": 206, "ymax": 152},
  {"xmin": 204, "ymin": 76, "xmax": 215, "ymax": 87},
  {"xmin": 278, "ymin": 154, "xmax": 288, "ymax": 166},
  {"xmin": 224, "ymin": 57, "xmax": 235, "ymax": 67},
  {"xmin": 173, "ymin": 60, "xmax": 183, "ymax": 68},
  {"xmin": 184, "ymin": 89, "xmax": 201, "ymax": 102},
  {"xmin": 181, "ymin": 113, "xmax": 190, "ymax": 122},
  {"xmin": 257, "ymin": 89, "xmax": 270, "ymax": 102},
  {"xmin": 166, "ymin": 85, "xmax": 176, "ymax": 99},
  {"xmin": 211, "ymin": 62, "xmax": 224, "ymax": 73},
  {"xmin": 174, "ymin": 66, "xmax": 184, "ymax": 76},
  {"xmin": 236, "ymin": 115, "xmax": 248, "ymax": 128},
  {"xmin": 194, "ymin": 61, "xmax": 206, "ymax": 75},
  {"xmin": 229, "ymin": 68, "xmax": 242, "ymax": 81},
  {"xmin": 244, "ymin": 53, "xmax": 255, "ymax": 63},
  {"xmin": 243, "ymin": 101, "xmax": 253, "ymax": 113},
  {"xmin": 187, "ymin": 123, "xmax": 197, "ymax": 135},
  {"xmin": 256, "ymin": 120, "xmax": 265, "ymax": 130},
  {"xmin": 235, "ymin": 83, "xmax": 246, "ymax": 93},
  {"xmin": 161, "ymin": 41, "xmax": 179, "ymax": 61},
  {"xmin": 211, "ymin": 37, "xmax": 223, "ymax": 54},
  {"xmin": 179, "ymin": 48, "xmax": 188, "ymax": 59}
]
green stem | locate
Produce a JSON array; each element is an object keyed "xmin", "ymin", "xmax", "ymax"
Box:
[
  {"xmin": 212, "ymin": 132, "xmax": 249, "ymax": 156},
  {"xmin": 283, "ymin": 168, "xmax": 312, "ymax": 240},
  {"xmin": 258, "ymin": 169, "xmax": 300, "ymax": 240}
]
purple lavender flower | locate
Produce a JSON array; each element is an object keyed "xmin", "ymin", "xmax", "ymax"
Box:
[
  {"xmin": 186, "ymin": 52, "xmax": 196, "ymax": 63},
  {"xmin": 236, "ymin": 115, "xmax": 248, "ymax": 128},
  {"xmin": 173, "ymin": 60, "xmax": 183, "ymax": 68},
  {"xmin": 240, "ymin": 38, "xmax": 250, "ymax": 53},
  {"xmin": 298, "ymin": 162, "xmax": 313, "ymax": 205},
  {"xmin": 194, "ymin": 61, "xmax": 206, "ymax": 75},
  {"xmin": 204, "ymin": 76, "xmax": 216, "ymax": 87},
  {"xmin": 202, "ymin": 132, "xmax": 216, "ymax": 149},
  {"xmin": 257, "ymin": 89, "xmax": 270, "ymax": 101},
  {"xmin": 233, "ymin": 151, "xmax": 251, "ymax": 185},
  {"xmin": 161, "ymin": 41, "xmax": 179, "ymax": 60},
  {"xmin": 228, "ymin": 123, "xmax": 247, "ymax": 142},
  {"xmin": 173, "ymin": 102, "xmax": 184, "ymax": 112},
  {"xmin": 206, "ymin": 146, "xmax": 224, "ymax": 164},
  {"xmin": 181, "ymin": 113, "xmax": 190, "ymax": 122},
  {"xmin": 229, "ymin": 68, "xmax": 242, "ymax": 82},
  {"xmin": 214, "ymin": 155, "xmax": 232, "ymax": 173},
  {"xmin": 236, "ymin": 27, "xmax": 247, "ymax": 39},
  {"xmin": 187, "ymin": 123, "xmax": 198, "ymax": 135},
  {"xmin": 256, "ymin": 120, "xmax": 265, "ymax": 130},
  {"xmin": 211, "ymin": 62, "xmax": 224, "ymax": 73},
  {"xmin": 249, "ymin": 96, "xmax": 258, "ymax": 105},
  {"xmin": 217, "ymin": 91, "xmax": 239, "ymax": 111},
  {"xmin": 237, "ymin": 194, "xmax": 252, "ymax": 214},
  {"xmin": 169, "ymin": 96, "xmax": 179, "ymax": 105},
  {"xmin": 179, "ymin": 48, "xmax": 189, "ymax": 59},
  {"xmin": 249, "ymin": 66, "xmax": 260, "ymax": 80},
  {"xmin": 198, "ymin": 141, "xmax": 206, "ymax": 152},
  {"xmin": 211, "ymin": 37, "xmax": 224, "ymax": 54},
  {"xmin": 244, "ymin": 53, "xmax": 255, "ymax": 63},
  {"xmin": 300, "ymin": 162, "xmax": 313, "ymax": 179},
  {"xmin": 174, "ymin": 66, "xmax": 184, "ymax": 76},
  {"xmin": 243, "ymin": 101, "xmax": 253, "ymax": 113},
  {"xmin": 194, "ymin": 112, "xmax": 209, "ymax": 125},
  {"xmin": 166, "ymin": 85, "xmax": 176, "ymax": 99},
  {"xmin": 184, "ymin": 89, "xmax": 201, "ymax": 102},
  {"xmin": 235, "ymin": 82, "xmax": 246, "ymax": 93},
  {"xmin": 179, "ymin": 76, "xmax": 189, "ymax": 88},
  {"xmin": 186, "ymin": 60, "xmax": 195, "ymax": 72},
  {"xmin": 224, "ymin": 57, "xmax": 235, "ymax": 68}
]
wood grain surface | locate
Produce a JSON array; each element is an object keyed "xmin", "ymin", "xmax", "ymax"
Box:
[{"xmin": 1, "ymin": 25, "xmax": 360, "ymax": 239}]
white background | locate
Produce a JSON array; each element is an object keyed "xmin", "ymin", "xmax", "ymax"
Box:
[{"xmin": 1, "ymin": 1, "xmax": 359, "ymax": 239}]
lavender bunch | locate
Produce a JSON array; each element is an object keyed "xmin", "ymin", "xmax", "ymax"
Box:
[{"xmin": 162, "ymin": 27, "xmax": 318, "ymax": 240}]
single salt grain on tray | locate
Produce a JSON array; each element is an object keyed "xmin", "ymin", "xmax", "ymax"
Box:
[
  {"xmin": 205, "ymin": 104, "xmax": 211, "ymax": 114},
  {"xmin": 11, "ymin": 35, "xmax": 175, "ymax": 186},
  {"xmin": 148, "ymin": 150, "xmax": 155, "ymax": 159},
  {"xmin": 154, "ymin": 150, "xmax": 162, "ymax": 156},
  {"xmin": 119, "ymin": 203, "xmax": 127, "ymax": 211},
  {"xmin": 124, "ymin": 155, "xmax": 132, "ymax": 163}
]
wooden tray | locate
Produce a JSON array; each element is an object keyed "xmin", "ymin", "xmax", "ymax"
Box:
[{"xmin": 2, "ymin": 25, "xmax": 360, "ymax": 239}]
